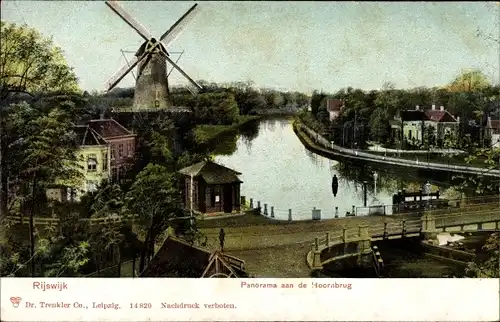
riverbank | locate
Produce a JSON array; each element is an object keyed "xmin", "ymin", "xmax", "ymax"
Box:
[
  {"xmin": 193, "ymin": 115, "xmax": 260, "ymax": 144},
  {"xmin": 293, "ymin": 120, "xmax": 500, "ymax": 177}
]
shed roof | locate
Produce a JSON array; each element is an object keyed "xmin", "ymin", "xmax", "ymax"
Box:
[
  {"xmin": 178, "ymin": 161, "xmax": 242, "ymax": 184},
  {"xmin": 140, "ymin": 236, "xmax": 248, "ymax": 277}
]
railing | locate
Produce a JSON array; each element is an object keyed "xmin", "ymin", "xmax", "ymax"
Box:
[
  {"xmin": 296, "ymin": 121, "xmax": 500, "ymax": 177},
  {"xmin": 309, "ymin": 210, "xmax": 500, "ymax": 268}
]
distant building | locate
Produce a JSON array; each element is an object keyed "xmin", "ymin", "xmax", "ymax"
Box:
[
  {"xmin": 178, "ymin": 161, "xmax": 242, "ymax": 215},
  {"xmin": 486, "ymin": 118, "xmax": 500, "ymax": 148},
  {"xmin": 87, "ymin": 119, "xmax": 137, "ymax": 182},
  {"xmin": 424, "ymin": 105, "xmax": 459, "ymax": 144},
  {"xmin": 46, "ymin": 118, "xmax": 135, "ymax": 202},
  {"xmin": 326, "ymin": 99, "xmax": 345, "ymax": 122},
  {"xmin": 391, "ymin": 105, "xmax": 458, "ymax": 147},
  {"xmin": 140, "ymin": 236, "xmax": 248, "ymax": 278}
]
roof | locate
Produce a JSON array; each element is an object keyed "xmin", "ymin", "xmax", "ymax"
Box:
[
  {"xmin": 141, "ymin": 237, "xmax": 211, "ymax": 277},
  {"xmin": 326, "ymin": 99, "xmax": 344, "ymax": 112},
  {"xmin": 72, "ymin": 125, "xmax": 107, "ymax": 146},
  {"xmin": 87, "ymin": 119, "xmax": 134, "ymax": 139},
  {"xmin": 400, "ymin": 110, "xmax": 428, "ymax": 121},
  {"xmin": 424, "ymin": 110, "xmax": 457, "ymax": 123},
  {"xmin": 178, "ymin": 161, "xmax": 242, "ymax": 184},
  {"xmin": 140, "ymin": 236, "xmax": 248, "ymax": 278}
]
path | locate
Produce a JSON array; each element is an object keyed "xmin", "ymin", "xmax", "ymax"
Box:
[{"xmin": 295, "ymin": 121, "xmax": 500, "ymax": 177}]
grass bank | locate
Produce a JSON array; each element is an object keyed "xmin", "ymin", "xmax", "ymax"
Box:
[{"xmin": 193, "ymin": 115, "xmax": 261, "ymax": 145}]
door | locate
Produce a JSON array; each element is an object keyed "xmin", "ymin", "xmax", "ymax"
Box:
[{"xmin": 223, "ymin": 185, "xmax": 233, "ymax": 213}]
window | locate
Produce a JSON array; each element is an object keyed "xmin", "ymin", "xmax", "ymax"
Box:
[
  {"xmin": 215, "ymin": 195, "xmax": 220, "ymax": 203},
  {"xmin": 111, "ymin": 145, "xmax": 116, "ymax": 160},
  {"xmin": 127, "ymin": 142, "xmax": 133, "ymax": 157},
  {"xmin": 102, "ymin": 153, "xmax": 108, "ymax": 171},
  {"xmin": 87, "ymin": 154, "xmax": 97, "ymax": 172},
  {"xmin": 118, "ymin": 144, "xmax": 124, "ymax": 158}
]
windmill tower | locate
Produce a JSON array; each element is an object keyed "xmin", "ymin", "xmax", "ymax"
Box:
[{"xmin": 104, "ymin": 1, "xmax": 203, "ymax": 112}]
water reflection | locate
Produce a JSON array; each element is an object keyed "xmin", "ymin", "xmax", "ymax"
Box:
[{"xmin": 212, "ymin": 117, "xmax": 466, "ymax": 220}]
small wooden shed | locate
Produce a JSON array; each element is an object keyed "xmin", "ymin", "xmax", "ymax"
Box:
[
  {"xmin": 178, "ymin": 160, "xmax": 242, "ymax": 214},
  {"xmin": 140, "ymin": 236, "xmax": 248, "ymax": 278}
]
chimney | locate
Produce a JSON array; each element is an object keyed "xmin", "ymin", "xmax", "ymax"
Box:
[
  {"xmin": 440, "ymin": 106, "xmax": 444, "ymax": 111},
  {"xmin": 415, "ymin": 105, "xmax": 419, "ymax": 111},
  {"xmin": 432, "ymin": 104, "xmax": 436, "ymax": 110}
]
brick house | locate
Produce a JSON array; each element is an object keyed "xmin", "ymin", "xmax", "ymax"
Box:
[
  {"xmin": 88, "ymin": 119, "xmax": 137, "ymax": 182},
  {"xmin": 326, "ymin": 99, "xmax": 344, "ymax": 122}
]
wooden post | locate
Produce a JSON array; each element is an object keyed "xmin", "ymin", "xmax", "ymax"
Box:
[
  {"xmin": 288, "ymin": 209, "xmax": 292, "ymax": 221},
  {"xmin": 334, "ymin": 206, "xmax": 339, "ymax": 218},
  {"xmin": 352, "ymin": 205, "xmax": 356, "ymax": 216},
  {"xmin": 240, "ymin": 196, "xmax": 246, "ymax": 207},
  {"xmin": 402, "ymin": 220, "xmax": 406, "ymax": 237},
  {"xmin": 383, "ymin": 222, "xmax": 388, "ymax": 239},
  {"xmin": 326, "ymin": 232, "xmax": 330, "ymax": 247},
  {"xmin": 257, "ymin": 201, "xmax": 261, "ymax": 210},
  {"xmin": 270, "ymin": 206, "xmax": 274, "ymax": 218},
  {"xmin": 315, "ymin": 237, "xmax": 319, "ymax": 251},
  {"xmin": 264, "ymin": 204, "xmax": 268, "ymax": 216},
  {"xmin": 250, "ymin": 198, "xmax": 254, "ymax": 209}
]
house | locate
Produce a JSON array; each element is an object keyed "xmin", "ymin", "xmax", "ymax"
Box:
[
  {"xmin": 46, "ymin": 118, "xmax": 136, "ymax": 202},
  {"xmin": 391, "ymin": 105, "xmax": 458, "ymax": 148},
  {"xmin": 87, "ymin": 119, "xmax": 137, "ymax": 181},
  {"xmin": 391, "ymin": 106, "xmax": 427, "ymax": 145},
  {"xmin": 46, "ymin": 124, "xmax": 111, "ymax": 202},
  {"xmin": 140, "ymin": 236, "xmax": 248, "ymax": 278},
  {"xmin": 423, "ymin": 105, "xmax": 459, "ymax": 145},
  {"xmin": 326, "ymin": 99, "xmax": 344, "ymax": 122},
  {"xmin": 178, "ymin": 161, "xmax": 242, "ymax": 214},
  {"xmin": 486, "ymin": 118, "xmax": 500, "ymax": 148}
]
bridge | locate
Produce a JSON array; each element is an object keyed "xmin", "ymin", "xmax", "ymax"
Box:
[{"xmin": 306, "ymin": 204, "xmax": 500, "ymax": 270}]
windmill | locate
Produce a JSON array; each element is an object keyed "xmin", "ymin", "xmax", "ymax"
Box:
[{"xmin": 104, "ymin": 1, "xmax": 203, "ymax": 112}]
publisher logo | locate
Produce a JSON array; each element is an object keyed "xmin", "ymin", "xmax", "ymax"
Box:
[{"xmin": 10, "ymin": 297, "xmax": 22, "ymax": 308}]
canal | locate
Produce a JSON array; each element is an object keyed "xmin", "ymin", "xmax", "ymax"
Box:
[{"xmin": 212, "ymin": 117, "xmax": 461, "ymax": 221}]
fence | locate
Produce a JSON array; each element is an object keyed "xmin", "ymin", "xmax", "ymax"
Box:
[
  {"xmin": 241, "ymin": 193, "xmax": 500, "ymax": 222},
  {"xmin": 296, "ymin": 121, "xmax": 500, "ymax": 177}
]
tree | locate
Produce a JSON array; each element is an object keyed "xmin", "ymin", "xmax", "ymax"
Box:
[
  {"xmin": 1, "ymin": 21, "xmax": 81, "ymax": 220},
  {"xmin": 447, "ymin": 70, "xmax": 491, "ymax": 93},
  {"xmin": 466, "ymin": 233, "xmax": 499, "ymax": 278},
  {"xmin": 126, "ymin": 164, "xmax": 181, "ymax": 273},
  {"xmin": 369, "ymin": 108, "xmax": 389, "ymax": 143},
  {"xmin": 88, "ymin": 183, "xmax": 128, "ymax": 276},
  {"xmin": 0, "ymin": 99, "xmax": 82, "ymax": 276},
  {"xmin": 0, "ymin": 21, "xmax": 79, "ymax": 99},
  {"xmin": 310, "ymin": 90, "xmax": 327, "ymax": 116}
]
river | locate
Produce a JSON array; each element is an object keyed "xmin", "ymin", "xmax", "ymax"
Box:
[{"xmin": 213, "ymin": 117, "xmax": 460, "ymax": 221}]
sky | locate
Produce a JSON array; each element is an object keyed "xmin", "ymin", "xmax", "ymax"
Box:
[{"xmin": 1, "ymin": 1, "xmax": 499, "ymax": 94}]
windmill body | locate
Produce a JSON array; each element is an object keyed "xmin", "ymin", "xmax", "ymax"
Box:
[
  {"xmin": 104, "ymin": 1, "xmax": 202, "ymax": 113},
  {"xmin": 133, "ymin": 39, "xmax": 170, "ymax": 110}
]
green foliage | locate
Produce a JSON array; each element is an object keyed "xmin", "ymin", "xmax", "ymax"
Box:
[
  {"xmin": 0, "ymin": 20, "xmax": 80, "ymax": 98},
  {"xmin": 466, "ymin": 233, "xmax": 499, "ymax": 278}
]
